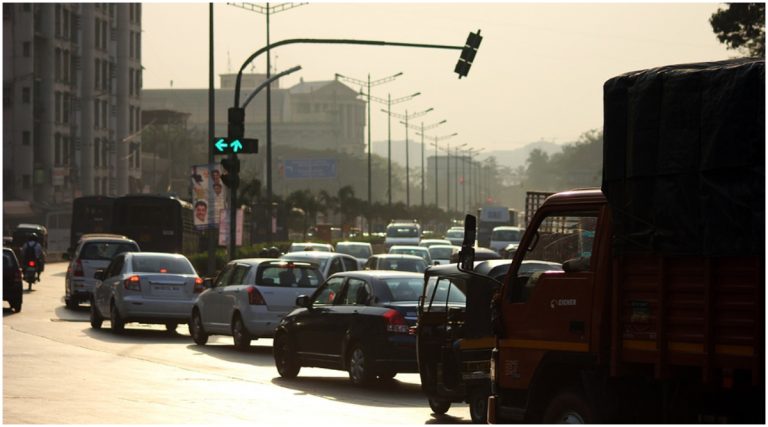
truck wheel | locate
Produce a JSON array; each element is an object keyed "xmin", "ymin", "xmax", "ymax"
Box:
[
  {"xmin": 428, "ymin": 398, "xmax": 451, "ymax": 415},
  {"xmin": 469, "ymin": 390, "xmax": 488, "ymax": 424},
  {"xmin": 542, "ymin": 389, "xmax": 593, "ymax": 424}
]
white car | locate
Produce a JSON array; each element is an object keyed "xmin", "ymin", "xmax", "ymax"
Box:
[
  {"xmin": 189, "ymin": 259, "xmax": 324, "ymax": 349},
  {"xmin": 287, "ymin": 242, "xmax": 334, "ymax": 252},
  {"xmin": 443, "ymin": 228, "xmax": 465, "ymax": 246},
  {"xmin": 418, "ymin": 239, "xmax": 452, "ymax": 248},
  {"xmin": 489, "ymin": 226, "xmax": 524, "ymax": 254},
  {"xmin": 65, "ymin": 234, "xmax": 140, "ymax": 309},
  {"xmin": 388, "ymin": 245, "xmax": 433, "ymax": 265},
  {"xmin": 428, "ymin": 245, "xmax": 459, "ymax": 265},
  {"xmin": 384, "ymin": 222, "xmax": 421, "ymax": 248},
  {"xmin": 279, "ymin": 251, "xmax": 360, "ymax": 280},
  {"xmin": 335, "ymin": 241, "xmax": 373, "ymax": 269}
]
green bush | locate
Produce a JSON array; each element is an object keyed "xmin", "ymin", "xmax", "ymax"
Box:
[{"xmin": 188, "ymin": 241, "xmax": 293, "ymax": 277}]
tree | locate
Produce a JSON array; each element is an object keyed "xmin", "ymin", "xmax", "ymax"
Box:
[{"xmin": 710, "ymin": 3, "xmax": 765, "ymax": 58}]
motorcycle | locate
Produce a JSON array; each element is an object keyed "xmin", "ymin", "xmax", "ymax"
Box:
[{"xmin": 23, "ymin": 259, "xmax": 38, "ymax": 290}]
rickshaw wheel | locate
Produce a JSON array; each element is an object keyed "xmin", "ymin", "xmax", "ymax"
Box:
[{"xmin": 428, "ymin": 397, "xmax": 451, "ymax": 415}]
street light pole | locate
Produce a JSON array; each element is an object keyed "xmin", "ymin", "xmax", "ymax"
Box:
[
  {"xmin": 412, "ymin": 120, "xmax": 447, "ymax": 207},
  {"xmin": 384, "ymin": 107, "xmax": 432, "ymax": 207},
  {"xmin": 453, "ymin": 143, "xmax": 467, "ymax": 213},
  {"xmin": 427, "ymin": 132, "xmax": 457, "ymax": 210}
]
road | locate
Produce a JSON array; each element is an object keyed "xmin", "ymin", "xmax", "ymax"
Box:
[{"xmin": 3, "ymin": 262, "xmax": 472, "ymax": 425}]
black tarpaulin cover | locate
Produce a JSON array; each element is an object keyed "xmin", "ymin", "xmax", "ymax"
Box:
[{"xmin": 602, "ymin": 59, "xmax": 765, "ymax": 256}]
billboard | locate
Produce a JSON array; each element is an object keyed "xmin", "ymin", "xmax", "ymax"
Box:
[
  {"xmin": 282, "ymin": 158, "xmax": 337, "ymax": 179},
  {"xmin": 190, "ymin": 163, "xmax": 229, "ymax": 230}
]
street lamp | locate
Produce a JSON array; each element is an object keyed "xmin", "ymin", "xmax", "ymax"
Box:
[
  {"xmin": 427, "ymin": 132, "xmax": 458, "ymax": 210},
  {"xmin": 383, "ymin": 107, "xmax": 433, "ymax": 207},
  {"xmin": 359, "ymin": 90, "xmax": 421, "ymax": 206},
  {"xmin": 410, "ymin": 119, "xmax": 447, "ymax": 206},
  {"xmin": 465, "ymin": 147, "xmax": 484, "ymax": 209},
  {"xmin": 336, "ymin": 72, "xmax": 402, "ymax": 227}
]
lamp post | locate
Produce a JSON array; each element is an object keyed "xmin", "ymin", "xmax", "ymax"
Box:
[
  {"xmin": 427, "ymin": 132, "xmax": 458, "ymax": 210},
  {"xmin": 410, "ymin": 119, "xmax": 447, "ymax": 206},
  {"xmin": 229, "ymin": 2, "xmax": 307, "ymax": 242},
  {"xmin": 453, "ymin": 143, "xmax": 467, "ymax": 213},
  {"xmin": 356, "ymin": 90, "xmax": 420, "ymax": 206},
  {"xmin": 383, "ymin": 107, "xmax": 433, "ymax": 207},
  {"xmin": 465, "ymin": 147, "xmax": 484, "ymax": 209},
  {"xmin": 336, "ymin": 72, "xmax": 402, "ymax": 227}
]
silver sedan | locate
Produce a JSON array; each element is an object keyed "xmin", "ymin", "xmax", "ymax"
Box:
[{"xmin": 90, "ymin": 252, "xmax": 203, "ymax": 334}]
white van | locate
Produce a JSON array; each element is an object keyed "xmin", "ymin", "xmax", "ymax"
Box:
[
  {"xmin": 384, "ymin": 221, "xmax": 421, "ymax": 249},
  {"xmin": 489, "ymin": 226, "xmax": 524, "ymax": 254}
]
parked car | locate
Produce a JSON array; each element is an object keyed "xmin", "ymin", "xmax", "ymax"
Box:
[
  {"xmin": 364, "ymin": 254, "xmax": 428, "ymax": 273},
  {"xmin": 280, "ymin": 251, "xmax": 359, "ymax": 280},
  {"xmin": 489, "ymin": 226, "xmax": 523, "ymax": 254},
  {"xmin": 90, "ymin": 252, "xmax": 203, "ymax": 334},
  {"xmin": 65, "ymin": 234, "xmax": 140, "ymax": 309},
  {"xmin": 443, "ymin": 228, "xmax": 465, "ymax": 246},
  {"xmin": 3, "ymin": 248, "xmax": 23, "ymax": 312},
  {"xmin": 418, "ymin": 239, "xmax": 452, "ymax": 248},
  {"xmin": 427, "ymin": 245, "xmax": 459, "ymax": 265},
  {"xmin": 273, "ymin": 271, "xmax": 423, "ymax": 384},
  {"xmin": 189, "ymin": 259, "xmax": 324, "ymax": 349},
  {"xmin": 335, "ymin": 241, "xmax": 373, "ymax": 268},
  {"xmin": 287, "ymin": 242, "xmax": 334, "ymax": 252},
  {"xmin": 388, "ymin": 245, "xmax": 433, "ymax": 264}
]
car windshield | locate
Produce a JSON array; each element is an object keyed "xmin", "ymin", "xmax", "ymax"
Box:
[
  {"xmin": 445, "ymin": 230, "xmax": 463, "ymax": 238},
  {"xmin": 387, "ymin": 226, "xmax": 419, "ymax": 238},
  {"xmin": 336, "ymin": 245, "xmax": 371, "ymax": 258},
  {"xmin": 378, "ymin": 258, "xmax": 427, "ymax": 273},
  {"xmin": 257, "ymin": 264, "xmax": 322, "ymax": 288},
  {"xmin": 131, "ymin": 255, "xmax": 195, "ymax": 274},
  {"xmin": 383, "ymin": 277, "xmax": 424, "ymax": 301},
  {"xmin": 492, "ymin": 229, "xmax": 522, "ymax": 241},
  {"xmin": 429, "ymin": 247, "xmax": 454, "ymax": 259},
  {"xmin": 80, "ymin": 242, "xmax": 138, "ymax": 260}
]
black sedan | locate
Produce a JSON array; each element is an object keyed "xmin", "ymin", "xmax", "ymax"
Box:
[
  {"xmin": 273, "ymin": 271, "xmax": 423, "ymax": 385},
  {"xmin": 3, "ymin": 248, "xmax": 23, "ymax": 312}
]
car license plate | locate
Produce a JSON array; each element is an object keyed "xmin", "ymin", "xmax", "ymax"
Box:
[{"xmin": 152, "ymin": 285, "xmax": 181, "ymax": 295}]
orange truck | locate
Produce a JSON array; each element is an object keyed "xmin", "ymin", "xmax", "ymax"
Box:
[{"xmin": 487, "ymin": 59, "xmax": 764, "ymax": 423}]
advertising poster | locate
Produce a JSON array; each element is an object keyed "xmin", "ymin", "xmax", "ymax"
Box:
[
  {"xmin": 218, "ymin": 208, "xmax": 244, "ymax": 246},
  {"xmin": 190, "ymin": 163, "xmax": 229, "ymax": 230}
]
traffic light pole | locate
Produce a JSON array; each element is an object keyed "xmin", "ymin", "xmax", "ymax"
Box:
[{"xmin": 228, "ymin": 153, "xmax": 238, "ymax": 259}]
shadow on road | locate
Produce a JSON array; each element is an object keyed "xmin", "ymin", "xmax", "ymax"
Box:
[
  {"xmin": 271, "ymin": 375, "xmax": 425, "ymax": 407},
  {"xmin": 184, "ymin": 341, "xmax": 276, "ymax": 367},
  {"xmin": 83, "ymin": 325, "xmax": 197, "ymax": 344}
]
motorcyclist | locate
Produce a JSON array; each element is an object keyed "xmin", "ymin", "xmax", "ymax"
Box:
[{"xmin": 21, "ymin": 233, "xmax": 45, "ymax": 282}]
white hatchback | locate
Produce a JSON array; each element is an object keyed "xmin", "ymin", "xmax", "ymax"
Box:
[{"xmin": 189, "ymin": 259, "xmax": 324, "ymax": 349}]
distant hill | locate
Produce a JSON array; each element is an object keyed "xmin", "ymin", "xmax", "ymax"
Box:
[{"xmin": 372, "ymin": 139, "xmax": 562, "ymax": 169}]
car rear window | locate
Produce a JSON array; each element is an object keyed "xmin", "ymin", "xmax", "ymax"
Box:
[
  {"xmin": 429, "ymin": 247, "xmax": 454, "ymax": 259},
  {"xmin": 336, "ymin": 245, "xmax": 371, "ymax": 258},
  {"xmin": 80, "ymin": 242, "xmax": 139, "ymax": 260},
  {"xmin": 257, "ymin": 263, "xmax": 322, "ymax": 288},
  {"xmin": 387, "ymin": 226, "xmax": 419, "ymax": 238},
  {"xmin": 379, "ymin": 258, "xmax": 427, "ymax": 273},
  {"xmin": 492, "ymin": 229, "xmax": 522, "ymax": 241},
  {"xmin": 131, "ymin": 255, "xmax": 195, "ymax": 274},
  {"xmin": 383, "ymin": 278, "xmax": 424, "ymax": 301}
]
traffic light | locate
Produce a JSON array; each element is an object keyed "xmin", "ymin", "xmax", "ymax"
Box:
[
  {"xmin": 455, "ymin": 30, "xmax": 482, "ymax": 79},
  {"xmin": 228, "ymin": 107, "xmax": 245, "ymax": 140},
  {"xmin": 221, "ymin": 156, "xmax": 240, "ymax": 189}
]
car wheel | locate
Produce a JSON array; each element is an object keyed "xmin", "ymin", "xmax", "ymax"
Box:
[
  {"xmin": 348, "ymin": 344, "xmax": 375, "ymax": 385},
  {"xmin": 274, "ymin": 335, "xmax": 301, "ymax": 379},
  {"xmin": 428, "ymin": 398, "xmax": 451, "ymax": 415},
  {"xmin": 110, "ymin": 301, "xmax": 125, "ymax": 334},
  {"xmin": 541, "ymin": 389, "xmax": 593, "ymax": 424},
  {"xmin": 469, "ymin": 389, "xmax": 488, "ymax": 424},
  {"xmin": 188, "ymin": 309, "xmax": 208, "ymax": 345},
  {"xmin": 165, "ymin": 322, "xmax": 178, "ymax": 333},
  {"xmin": 232, "ymin": 315, "xmax": 251, "ymax": 350},
  {"xmin": 11, "ymin": 293, "xmax": 22, "ymax": 313},
  {"xmin": 90, "ymin": 301, "xmax": 103, "ymax": 329}
]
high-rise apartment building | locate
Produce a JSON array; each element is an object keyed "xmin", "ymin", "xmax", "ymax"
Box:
[{"xmin": 3, "ymin": 3, "xmax": 143, "ymax": 211}]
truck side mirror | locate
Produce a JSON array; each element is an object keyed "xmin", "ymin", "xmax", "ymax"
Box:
[{"xmin": 458, "ymin": 214, "xmax": 476, "ymax": 271}]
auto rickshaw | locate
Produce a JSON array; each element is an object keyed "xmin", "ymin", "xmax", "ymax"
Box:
[
  {"xmin": 11, "ymin": 223, "xmax": 48, "ymax": 259},
  {"xmin": 416, "ymin": 215, "xmax": 499, "ymax": 424}
]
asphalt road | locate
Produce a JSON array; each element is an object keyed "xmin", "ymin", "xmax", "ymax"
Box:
[{"xmin": 3, "ymin": 262, "xmax": 472, "ymax": 425}]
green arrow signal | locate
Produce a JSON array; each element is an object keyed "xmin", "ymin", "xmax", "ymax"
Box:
[
  {"xmin": 231, "ymin": 139, "xmax": 243, "ymax": 153},
  {"xmin": 215, "ymin": 138, "xmax": 228, "ymax": 152}
]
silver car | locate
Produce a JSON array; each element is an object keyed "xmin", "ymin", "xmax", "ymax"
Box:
[
  {"xmin": 65, "ymin": 234, "xmax": 140, "ymax": 309},
  {"xmin": 279, "ymin": 251, "xmax": 359, "ymax": 280},
  {"xmin": 90, "ymin": 252, "xmax": 202, "ymax": 334},
  {"xmin": 189, "ymin": 259, "xmax": 324, "ymax": 349},
  {"xmin": 335, "ymin": 241, "xmax": 373, "ymax": 269}
]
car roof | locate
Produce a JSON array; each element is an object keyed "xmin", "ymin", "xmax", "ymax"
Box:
[
  {"xmin": 127, "ymin": 252, "xmax": 187, "ymax": 259},
  {"xmin": 227, "ymin": 258, "xmax": 318, "ymax": 267},
  {"xmin": 332, "ymin": 270, "xmax": 423, "ymax": 280},
  {"xmin": 390, "ymin": 245, "xmax": 427, "ymax": 250},
  {"xmin": 492, "ymin": 226, "xmax": 522, "ymax": 231},
  {"xmin": 336, "ymin": 241, "xmax": 371, "ymax": 247},
  {"xmin": 282, "ymin": 251, "xmax": 353, "ymax": 260},
  {"xmin": 78, "ymin": 234, "xmax": 137, "ymax": 243},
  {"xmin": 371, "ymin": 254, "xmax": 425, "ymax": 260}
]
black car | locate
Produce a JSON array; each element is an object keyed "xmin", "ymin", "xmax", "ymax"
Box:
[
  {"xmin": 3, "ymin": 248, "xmax": 23, "ymax": 312},
  {"xmin": 273, "ymin": 270, "xmax": 423, "ymax": 385}
]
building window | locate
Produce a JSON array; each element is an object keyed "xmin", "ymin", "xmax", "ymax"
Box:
[
  {"xmin": 23, "ymin": 42, "xmax": 30, "ymax": 57},
  {"xmin": 101, "ymin": 101, "xmax": 107, "ymax": 129},
  {"xmin": 102, "ymin": 60, "xmax": 108, "ymax": 91},
  {"xmin": 94, "ymin": 58, "xmax": 100, "ymax": 90},
  {"xmin": 22, "ymin": 131, "xmax": 30, "ymax": 146},
  {"xmin": 129, "ymin": 30, "xmax": 134, "ymax": 58},
  {"xmin": 94, "ymin": 137, "xmax": 100, "ymax": 167},
  {"xmin": 63, "ymin": 8, "xmax": 70, "ymax": 40},
  {"xmin": 55, "ymin": 48, "xmax": 61, "ymax": 81},
  {"xmin": 55, "ymin": 4, "xmax": 61, "ymax": 37},
  {"xmin": 94, "ymin": 18, "xmax": 100, "ymax": 49},
  {"xmin": 64, "ymin": 136, "xmax": 70, "ymax": 166},
  {"xmin": 136, "ymin": 32, "xmax": 141, "ymax": 61},
  {"xmin": 102, "ymin": 139, "xmax": 109, "ymax": 167},
  {"xmin": 129, "ymin": 68, "xmax": 134, "ymax": 96},
  {"xmin": 63, "ymin": 93, "xmax": 69, "ymax": 124},
  {"xmin": 135, "ymin": 107, "xmax": 141, "ymax": 130},
  {"xmin": 63, "ymin": 50, "xmax": 70, "ymax": 84},
  {"xmin": 101, "ymin": 20, "xmax": 107, "ymax": 50},
  {"xmin": 136, "ymin": 69, "xmax": 142, "ymax": 94}
]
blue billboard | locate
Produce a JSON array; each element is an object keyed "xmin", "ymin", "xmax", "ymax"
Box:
[{"xmin": 283, "ymin": 159, "xmax": 337, "ymax": 179}]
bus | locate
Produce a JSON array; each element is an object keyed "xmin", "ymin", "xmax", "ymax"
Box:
[
  {"xmin": 111, "ymin": 194, "xmax": 202, "ymax": 255},
  {"xmin": 69, "ymin": 196, "xmax": 115, "ymax": 252}
]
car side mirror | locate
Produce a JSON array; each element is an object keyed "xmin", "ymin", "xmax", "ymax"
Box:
[
  {"xmin": 433, "ymin": 261, "xmax": 440, "ymax": 265},
  {"xmin": 296, "ymin": 295, "xmax": 311, "ymax": 308},
  {"xmin": 203, "ymin": 278, "xmax": 213, "ymax": 289},
  {"xmin": 94, "ymin": 270, "xmax": 105, "ymax": 281}
]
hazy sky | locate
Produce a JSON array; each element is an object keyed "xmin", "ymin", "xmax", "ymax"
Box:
[{"xmin": 142, "ymin": 2, "xmax": 735, "ymax": 152}]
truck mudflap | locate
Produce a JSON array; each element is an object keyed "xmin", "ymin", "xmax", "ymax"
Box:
[{"xmin": 487, "ymin": 395, "xmax": 497, "ymax": 424}]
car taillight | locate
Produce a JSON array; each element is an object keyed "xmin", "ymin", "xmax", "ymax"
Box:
[
  {"xmin": 73, "ymin": 259, "xmax": 84, "ymax": 277},
  {"xmin": 124, "ymin": 275, "xmax": 141, "ymax": 291},
  {"xmin": 194, "ymin": 277, "xmax": 204, "ymax": 293},
  {"xmin": 247, "ymin": 286, "xmax": 265, "ymax": 305},
  {"xmin": 383, "ymin": 309, "xmax": 409, "ymax": 334}
]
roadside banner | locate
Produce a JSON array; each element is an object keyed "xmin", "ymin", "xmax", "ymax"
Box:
[
  {"xmin": 190, "ymin": 163, "xmax": 229, "ymax": 230},
  {"xmin": 218, "ymin": 208, "xmax": 244, "ymax": 246}
]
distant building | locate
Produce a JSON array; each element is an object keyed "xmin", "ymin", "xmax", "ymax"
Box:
[{"xmin": 3, "ymin": 3, "xmax": 143, "ymax": 230}]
